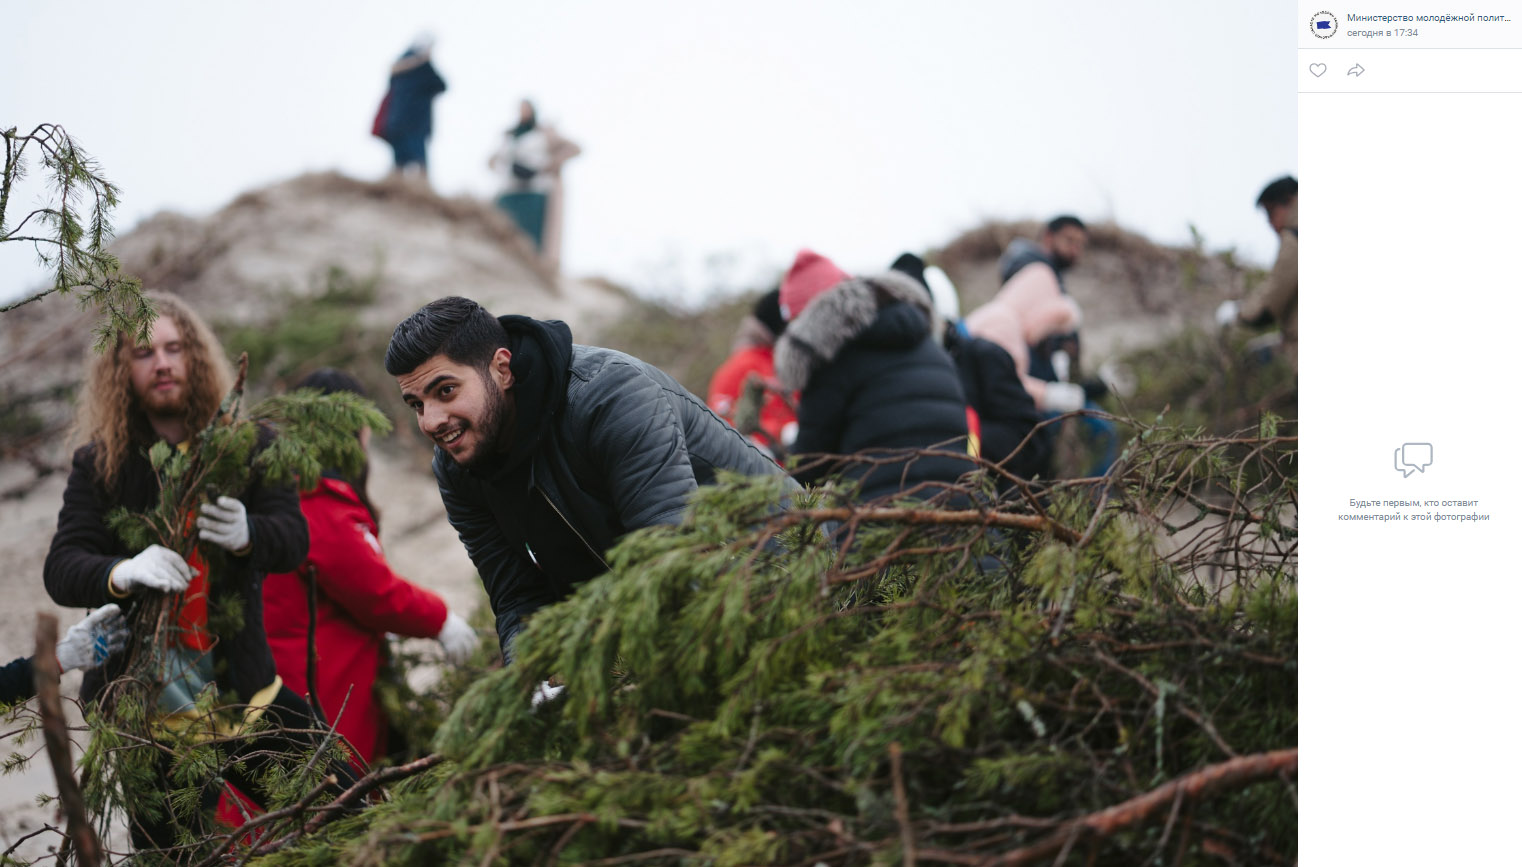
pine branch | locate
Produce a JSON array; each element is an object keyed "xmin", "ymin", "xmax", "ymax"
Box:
[
  {"xmin": 248, "ymin": 753, "xmax": 448, "ymax": 857},
  {"xmin": 775, "ymin": 505, "xmax": 1081, "ymax": 544},
  {"xmin": 2, "ymin": 123, "xmax": 151, "ymax": 344}
]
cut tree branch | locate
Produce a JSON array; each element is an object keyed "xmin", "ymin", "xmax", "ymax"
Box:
[
  {"xmin": 980, "ymin": 748, "xmax": 1297, "ymax": 866},
  {"xmin": 33, "ymin": 613, "xmax": 103, "ymax": 866}
]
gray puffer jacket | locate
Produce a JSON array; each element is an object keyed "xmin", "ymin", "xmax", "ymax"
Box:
[{"xmin": 435, "ymin": 316, "xmax": 791, "ymax": 664}]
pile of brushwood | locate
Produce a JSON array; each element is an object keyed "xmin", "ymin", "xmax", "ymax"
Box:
[
  {"xmin": 240, "ymin": 416, "xmax": 1294, "ymax": 866},
  {"xmin": 12, "ymin": 413, "xmax": 1295, "ymax": 866}
]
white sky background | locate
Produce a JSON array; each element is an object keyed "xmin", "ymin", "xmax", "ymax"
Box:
[{"xmin": 2, "ymin": 1, "xmax": 1294, "ymax": 305}]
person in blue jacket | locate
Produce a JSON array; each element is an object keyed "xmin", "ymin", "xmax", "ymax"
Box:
[{"xmin": 381, "ymin": 33, "xmax": 447, "ymax": 180}]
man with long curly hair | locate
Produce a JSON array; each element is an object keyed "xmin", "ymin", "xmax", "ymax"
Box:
[{"xmin": 43, "ymin": 292, "xmax": 350, "ymax": 852}]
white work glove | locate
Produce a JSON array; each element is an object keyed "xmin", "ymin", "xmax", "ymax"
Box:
[
  {"xmin": 196, "ymin": 496, "xmax": 250, "ymax": 553},
  {"xmin": 531, "ymin": 680, "xmax": 566, "ymax": 708},
  {"xmin": 1042, "ymin": 381, "xmax": 1086, "ymax": 414},
  {"xmin": 1214, "ymin": 299, "xmax": 1241, "ymax": 328},
  {"xmin": 55, "ymin": 604, "xmax": 130, "ymax": 672},
  {"xmin": 1097, "ymin": 360, "xmax": 1137, "ymax": 400},
  {"xmin": 435, "ymin": 611, "xmax": 478, "ymax": 665},
  {"xmin": 111, "ymin": 544, "xmax": 192, "ymax": 595}
]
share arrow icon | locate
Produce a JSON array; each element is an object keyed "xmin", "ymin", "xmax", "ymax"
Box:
[{"xmin": 1348, "ymin": 63, "xmax": 1365, "ymax": 77}]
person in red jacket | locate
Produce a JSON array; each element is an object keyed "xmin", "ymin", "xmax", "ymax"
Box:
[
  {"xmin": 706, "ymin": 289, "xmax": 797, "ymax": 460},
  {"xmin": 263, "ymin": 368, "xmax": 478, "ymax": 765}
]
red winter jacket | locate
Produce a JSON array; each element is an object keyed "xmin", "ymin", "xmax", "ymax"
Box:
[
  {"xmin": 706, "ymin": 345, "xmax": 796, "ymax": 455},
  {"xmin": 263, "ymin": 477, "xmax": 447, "ymax": 764}
]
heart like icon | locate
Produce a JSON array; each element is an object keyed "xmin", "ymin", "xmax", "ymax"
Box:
[{"xmin": 1309, "ymin": 63, "xmax": 1327, "ymax": 77}]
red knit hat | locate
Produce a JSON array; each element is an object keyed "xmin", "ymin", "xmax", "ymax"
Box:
[{"xmin": 779, "ymin": 249, "xmax": 851, "ymax": 321}]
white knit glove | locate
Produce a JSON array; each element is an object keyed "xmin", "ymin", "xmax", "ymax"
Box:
[
  {"xmin": 111, "ymin": 545, "xmax": 192, "ymax": 595},
  {"xmin": 196, "ymin": 496, "xmax": 250, "ymax": 553},
  {"xmin": 55, "ymin": 604, "xmax": 130, "ymax": 673},
  {"xmin": 435, "ymin": 611, "xmax": 478, "ymax": 665},
  {"xmin": 1042, "ymin": 381, "xmax": 1086, "ymax": 414},
  {"xmin": 1215, "ymin": 299, "xmax": 1241, "ymax": 328},
  {"xmin": 531, "ymin": 680, "xmax": 566, "ymax": 708}
]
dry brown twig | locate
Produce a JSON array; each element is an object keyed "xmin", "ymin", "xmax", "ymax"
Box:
[
  {"xmin": 980, "ymin": 748, "xmax": 1297, "ymax": 866},
  {"xmin": 33, "ymin": 613, "xmax": 104, "ymax": 867}
]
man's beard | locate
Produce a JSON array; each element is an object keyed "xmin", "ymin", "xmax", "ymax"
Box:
[
  {"xmin": 457, "ymin": 379, "xmax": 516, "ymax": 470},
  {"xmin": 1051, "ymin": 251, "xmax": 1076, "ymax": 272},
  {"xmin": 138, "ymin": 382, "xmax": 189, "ymax": 418}
]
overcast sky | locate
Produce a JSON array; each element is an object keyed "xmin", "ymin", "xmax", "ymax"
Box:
[{"xmin": 2, "ymin": 1, "xmax": 1293, "ymax": 304}]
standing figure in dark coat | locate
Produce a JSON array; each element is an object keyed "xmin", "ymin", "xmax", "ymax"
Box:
[
  {"xmin": 381, "ymin": 33, "xmax": 447, "ymax": 180},
  {"xmin": 774, "ymin": 249, "xmax": 974, "ymax": 502},
  {"xmin": 42, "ymin": 292, "xmax": 352, "ymax": 854}
]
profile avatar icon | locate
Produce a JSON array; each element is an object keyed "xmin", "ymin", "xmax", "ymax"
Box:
[{"xmin": 1311, "ymin": 12, "xmax": 1338, "ymax": 38}]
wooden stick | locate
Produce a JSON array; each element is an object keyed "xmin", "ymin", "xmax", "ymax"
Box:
[
  {"xmin": 33, "ymin": 613, "xmax": 103, "ymax": 866},
  {"xmin": 889, "ymin": 742, "xmax": 917, "ymax": 867},
  {"xmin": 981, "ymin": 749, "xmax": 1297, "ymax": 866}
]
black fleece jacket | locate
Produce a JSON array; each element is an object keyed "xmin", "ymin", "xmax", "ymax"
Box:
[{"xmin": 43, "ymin": 426, "xmax": 308, "ymax": 704}]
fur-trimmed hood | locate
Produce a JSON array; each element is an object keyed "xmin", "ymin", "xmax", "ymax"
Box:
[{"xmin": 775, "ymin": 270, "xmax": 936, "ymax": 393}]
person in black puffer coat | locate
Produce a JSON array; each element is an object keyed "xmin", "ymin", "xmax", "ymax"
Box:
[
  {"xmin": 774, "ymin": 249, "xmax": 974, "ymax": 503},
  {"xmin": 890, "ymin": 253, "xmax": 1051, "ymax": 489}
]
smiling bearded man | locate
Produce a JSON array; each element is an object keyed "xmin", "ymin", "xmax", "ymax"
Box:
[{"xmin": 385, "ymin": 296, "xmax": 793, "ymax": 668}]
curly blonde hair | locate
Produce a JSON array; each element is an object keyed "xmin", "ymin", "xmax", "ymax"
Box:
[{"xmin": 75, "ymin": 292, "xmax": 233, "ymax": 490}]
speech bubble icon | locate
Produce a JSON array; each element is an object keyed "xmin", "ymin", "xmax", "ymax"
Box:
[{"xmin": 1395, "ymin": 443, "xmax": 1433, "ymax": 477}]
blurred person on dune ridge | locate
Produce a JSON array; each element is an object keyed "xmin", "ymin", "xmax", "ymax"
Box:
[
  {"xmin": 262, "ymin": 368, "xmax": 478, "ymax": 766},
  {"xmin": 490, "ymin": 99, "xmax": 581, "ymax": 270},
  {"xmin": 377, "ymin": 33, "xmax": 447, "ymax": 183}
]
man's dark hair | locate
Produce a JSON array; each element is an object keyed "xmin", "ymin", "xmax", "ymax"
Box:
[
  {"xmin": 1046, "ymin": 215, "xmax": 1087, "ymax": 235},
  {"xmin": 1256, "ymin": 176, "xmax": 1298, "ymax": 210},
  {"xmin": 385, "ymin": 296, "xmax": 509, "ymax": 376}
]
